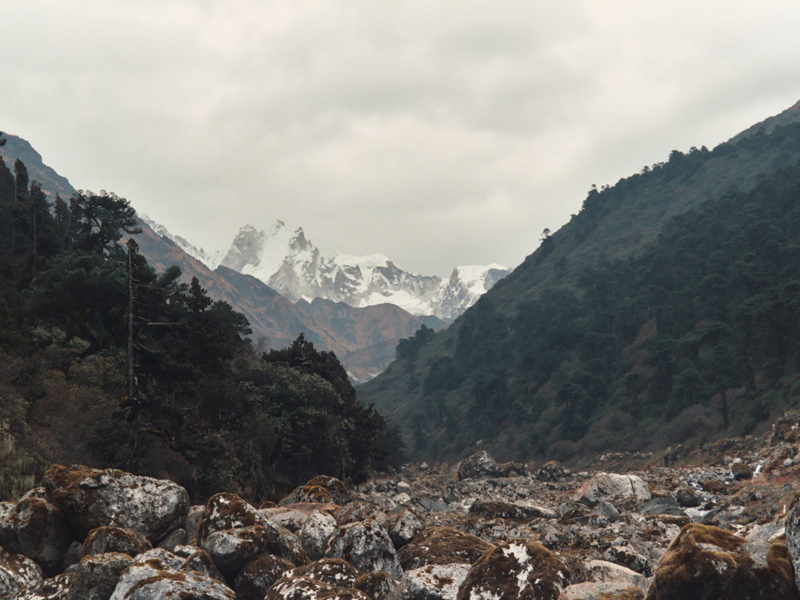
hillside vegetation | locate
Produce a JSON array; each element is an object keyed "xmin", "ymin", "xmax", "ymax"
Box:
[
  {"xmin": 360, "ymin": 115, "xmax": 800, "ymax": 464},
  {"xmin": 0, "ymin": 136, "xmax": 398, "ymax": 502}
]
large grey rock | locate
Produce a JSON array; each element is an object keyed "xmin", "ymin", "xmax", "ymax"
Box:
[
  {"xmin": 16, "ymin": 572, "xmax": 72, "ymax": 600},
  {"xmin": 639, "ymin": 497, "xmax": 686, "ymax": 517},
  {"xmin": 299, "ymin": 511, "xmax": 338, "ymax": 561},
  {"xmin": 573, "ymin": 473, "xmax": 651, "ymax": 506},
  {"xmin": 397, "ymin": 563, "xmax": 470, "ymax": 600},
  {"xmin": 398, "ymin": 527, "xmax": 495, "ymax": 571},
  {"xmin": 109, "ymin": 548, "xmax": 235, "ymax": 600},
  {"xmin": 266, "ymin": 575, "xmax": 369, "ymax": 600},
  {"xmin": 44, "ymin": 465, "xmax": 189, "ymax": 544},
  {"xmin": 456, "ymin": 539, "xmax": 570, "ymax": 600},
  {"xmin": 235, "ymin": 553, "xmax": 295, "ymax": 600},
  {"xmin": 66, "ymin": 552, "xmax": 133, "ymax": 600},
  {"xmin": 286, "ymin": 558, "xmax": 364, "ymax": 589},
  {"xmin": 354, "ymin": 571, "xmax": 396, "ymax": 600},
  {"xmin": 457, "ymin": 451, "xmax": 498, "ymax": 481},
  {"xmin": 197, "ymin": 493, "xmax": 267, "ymax": 541},
  {"xmin": 0, "ymin": 547, "xmax": 46, "ymax": 597},
  {"xmin": 560, "ymin": 582, "xmax": 645, "ymax": 599},
  {"xmin": 0, "ymin": 497, "xmax": 74, "ymax": 576},
  {"xmin": 201, "ymin": 525, "xmax": 272, "ymax": 578},
  {"xmin": 324, "ymin": 519, "xmax": 402, "ymax": 580},
  {"xmin": 81, "ymin": 527, "xmax": 152, "ymax": 559},
  {"xmin": 390, "ymin": 507, "xmax": 425, "ymax": 549}
]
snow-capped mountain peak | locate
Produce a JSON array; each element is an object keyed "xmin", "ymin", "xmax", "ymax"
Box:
[{"xmin": 148, "ymin": 217, "xmax": 511, "ymax": 321}]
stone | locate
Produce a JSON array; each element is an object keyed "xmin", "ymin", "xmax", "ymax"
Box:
[
  {"xmin": 235, "ymin": 553, "xmax": 296, "ymax": 600},
  {"xmin": 645, "ymin": 524, "xmax": 797, "ymax": 600},
  {"xmin": 535, "ymin": 461, "xmax": 571, "ymax": 482},
  {"xmin": 602, "ymin": 545, "xmax": 648, "ymax": 575},
  {"xmin": 337, "ymin": 501, "xmax": 389, "ymax": 528},
  {"xmin": 638, "ymin": 497, "xmax": 686, "ymax": 517},
  {"xmin": 280, "ymin": 476, "xmax": 354, "ymax": 506},
  {"xmin": 286, "ymin": 558, "xmax": 364, "ymax": 588},
  {"xmin": 179, "ymin": 548, "xmax": 225, "ymax": 581},
  {"xmin": 108, "ymin": 548, "xmax": 235, "ymax": 600},
  {"xmin": 81, "ymin": 527, "xmax": 152, "ymax": 559},
  {"xmin": 201, "ymin": 525, "xmax": 274, "ymax": 577},
  {"xmin": 354, "ymin": 571, "xmax": 396, "ymax": 600},
  {"xmin": 0, "ymin": 547, "xmax": 46, "ymax": 597},
  {"xmin": 197, "ymin": 492, "xmax": 267, "ymax": 541},
  {"xmin": 674, "ymin": 487, "xmax": 700, "ymax": 508},
  {"xmin": 731, "ymin": 461, "xmax": 753, "ymax": 480},
  {"xmin": 157, "ymin": 527, "xmax": 186, "ymax": 551},
  {"xmin": 457, "ymin": 451, "xmax": 498, "ymax": 481},
  {"xmin": 264, "ymin": 503, "xmax": 339, "ymax": 532},
  {"xmin": 397, "ymin": 563, "xmax": 470, "ymax": 600},
  {"xmin": 0, "ymin": 497, "xmax": 74, "ymax": 576},
  {"xmin": 185, "ymin": 504, "xmax": 204, "ymax": 543},
  {"xmin": 398, "ymin": 527, "xmax": 495, "ymax": 571},
  {"xmin": 573, "ymin": 473, "xmax": 651, "ymax": 506},
  {"xmin": 559, "ymin": 582, "xmax": 645, "ymax": 599},
  {"xmin": 581, "ymin": 560, "xmax": 647, "ymax": 589},
  {"xmin": 468, "ymin": 500, "xmax": 556, "ymax": 521},
  {"xmin": 390, "ymin": 507, "xmax": 425, "ymax": 549},
  {"xmin": 299, "ymin": 511, "xmax": 338, "ymax": 561},
  {"xmin": 324, "ymin": 519, "xmax": 402, "ymax": 579},
  {"xmin": 496, "ymin": 462, "xmax": 527, "ymax": 477},
  {"xmin": 19, "ymin": 572, "xmax": 72, "ymax": 600},
  {"xmin": 266, "ymin": 575, "xmax": 370, "ymax": 600},
  {"xmin": 44, "ymin": 465, "xmax": 189, "ymax": 544},
  {"xmin": 66, "ymin": 552, "xmax": 133, "ymax": 600},
  {"xmin": 455, "ymin": 539, "xmax": 570, "ymax": 600},
  {"xmin": 591, "ymin": 502, "xmax": 620, "ymax": 523}
]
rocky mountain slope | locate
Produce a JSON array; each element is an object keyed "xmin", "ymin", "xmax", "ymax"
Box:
[
  {"xmin": 154, "ymin": 218, "xmax": 510, "ymax": 321},
  {"xmin": 360, "ymin": 100, "xmax": 800, "ymax": 462},
  {"xmin": 3, "ymin": 412, "xmax": 800, "ymax": 599}
]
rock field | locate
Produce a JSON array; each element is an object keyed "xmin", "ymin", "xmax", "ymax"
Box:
[{"xmin": 5, "ymin": 412, "xmax": 800, "ymax": 599}]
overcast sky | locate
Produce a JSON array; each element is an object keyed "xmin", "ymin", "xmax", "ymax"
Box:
[{"xmin": 2, "ymin": 1, "xmax": 800, "ymax": 276}]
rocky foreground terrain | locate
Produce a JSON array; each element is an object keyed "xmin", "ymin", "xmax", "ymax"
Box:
[{"xmin": 4, "ymin": 414, "xmax": 800, "ymax": 599}]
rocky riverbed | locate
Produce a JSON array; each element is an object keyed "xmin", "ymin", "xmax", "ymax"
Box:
[{"xmin": 4, "ymin": 413, "xmax": 800, "ymax": 599}]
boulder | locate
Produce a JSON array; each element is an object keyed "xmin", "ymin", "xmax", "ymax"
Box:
[
  {"xmin": 266, "ymin": 575, "xmax": 369, "ymax": 600},
  {"xmin": 638, "ymin": 497, "xmax": 686, "ymax": 517},
  {"xmin": 354, "ymin": 571, "xmax": 396, "ymax": 600},
  {"xmin": 731, "ymin": 461, "xmax": 753, "ymax": 480},
  {"xmin": 590, "ymin": 502, "xmax": 620, "ymax": 523},
  {"xmin": 324, "ymin": 519, "xmax": 402, "ymax": 579},
  {"xmin": 496, "ymin": 462, "xmax": 527, "ymax": 477},
  {"xmin": 581, "ymin": 560, "xmax": 647, "ymax": 589},
  {"xmin": 108, "ymin": 548, "xmax": 235, "ymax": 600},
  {"xmin": 456, "ymin": 539, "xmax": 570, "ymax": 600},
  {"xmin": 783, "ymin": 497, "xmax": 800, "ymax": 590},
  {"xmin": 457, "ymin": 451, "xmax": 498, "ymax": 480},
  {"xmin": 281, "ymin": 476, "xmax": 354, "ymax": 506},
  {"xmin": 201, "ymin": 525, "xmax": 273, "ymax": 577},
  {"xmin": 0, "ymin": 547, "xmax": 45, "ymax": 597},
  {"xmin": 19, "ymin": 572, "xmax": 72, "ymax": 600},
  {"xmin": 286, "ymin": 558, "xmax": 364, "ymax": 588},
  {"xmin": 674, "ymin": 487, "xmax": 700, "ymax": 508},
  {"xmin": 44, "ymin": 465, "xmax": 189, "ymax": 544},
  {"xmin": 235, "ymin": 553, "xmax": 296, "ymax": 600},
  {"xmin": 397, "ymin": 563, "xmax": 470, "ymax": 600},
  {"xmin": 390, "ymin": 507, "xmax": 425, "ymax": 549},
  {"xmin": 645, "ymin": 523, "xmax": 797, "ymax": 600},
  {"xmin": 535, "ymin": 461, "xmax": 571, "ymax": 482},
  {"xmin": 573, "ymin": 473, "xmax": 651, "ymax": 506},
  {"xmin": 299, "ymin": 511, "xmax": 339, "ymax": 561},
  {"xmin": 0, "ymin": 497, "xmax": 74, "ymax": 576},
  {"xmin": 180, "ymin": 548, "xmax": 225, "ymax": 581},
  {"xmin": 66, "ymin": 552, "xmax": 132, "ymax": 600},
  {"xmin": 559, "ymin": 582, "xmax": 645, "ymax": 599},
  {"xmin": 337, "ymin": 501, "xmax": 389, "ymax": 528},
  {"xmin": 80, "ymin": 526, "xmax": 151, "ymax": 559},
  {"xmin": 263, "ymin": 503, "xmax": 339, "ymax": 532},
  {"xmin": 398, "ymin": 527, "xmax": 495, "ymax": 571},
  {"xmin": 185, "ymin": 504, "xmax": 204, "ymax": 543},
  {"xmin": 602, "ymin": 545, "xmax": 648, "ymax": 575},
  {"xmin": 157, "ymin": 527, "xmax": 186, "ymax": 551},
  {"xmin": 197, "ymin": 493, "xmax": 267, "ymax": 541},
  {"xmin": 468, "ymin": 500, "xmax": 556, "ymax": 521}
]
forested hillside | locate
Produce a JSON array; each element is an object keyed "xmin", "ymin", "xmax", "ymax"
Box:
[
  {"xmin": 0, "ymin": 134, "xmax": 398, "ymax": 502},
  {"xmin": 360, "ymin": 114, "xmax": 800, "ymax": 464}
]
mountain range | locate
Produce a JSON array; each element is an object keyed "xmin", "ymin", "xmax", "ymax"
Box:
[
  {"xmin": 0, "ymin": 135, "xmax": 507, "ymax": 381},
  {"xmin": 145, "ymin": 217, "xmax": 510, "ymax": 321}
]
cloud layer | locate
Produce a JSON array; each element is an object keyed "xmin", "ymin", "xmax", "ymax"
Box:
[{"xmin": 3, "ymin": 1, "xmax": 800, "ymax": 275}]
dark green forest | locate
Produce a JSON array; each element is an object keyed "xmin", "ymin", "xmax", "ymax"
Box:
[
  {"xmin": 0, "ymin": 134, "xmax": 397, "ymax": 502},
  {"xmin": 363, "ymin": 121, "xmax": 800, "ymax": 464}
]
